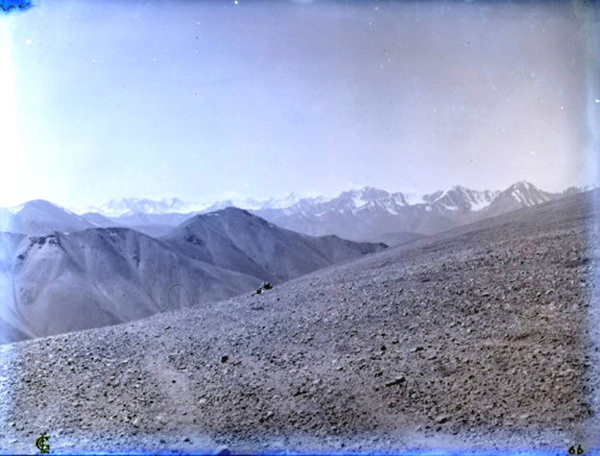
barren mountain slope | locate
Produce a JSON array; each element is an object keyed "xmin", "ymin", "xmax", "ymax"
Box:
[
  {"xmin": 368, "ymin": 231, "xmax": 427, "ymax": 247},
  {"xmin": 5, "ymin": 228, "xmax": 262, "ymax": 341},
  {"xmin": 7, "ymin": 200, "xmax": 96, "ymax": 235},
  {"xmin": 163, "ymin": 207, "xmax": 387, "ymax": 283},
  {"xmin": 0, "ymin": 191, "xmax": 597, "ymax": 453}
]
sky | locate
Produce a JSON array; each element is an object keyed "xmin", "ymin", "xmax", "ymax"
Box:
[{"xmin": 0, "ymin": 0, "xmax": 598, "ymax": 209}]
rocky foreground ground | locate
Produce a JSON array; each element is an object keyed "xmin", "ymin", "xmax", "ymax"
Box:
[{"xmin": 0, "ymin": 191, "xmax": 598, "ymax": 454}]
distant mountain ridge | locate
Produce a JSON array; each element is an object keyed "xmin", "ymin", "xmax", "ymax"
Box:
[
  {"xmin": 87, "ymin": 197, "xmax": 191, "ymax": 217},
  {"xmin": 485, "ymin": 181, "xmax": 556, "ymax": 216},
  {"xmin": 162, "ymin": 207, "xmax": 386, "ymax": 283},
  {"xmin": 250, "ymin": 181, "xmax": 578, "ymax": 240},
  {"xmin": 0, "ymin": 182, "xmax": 591, "ymax": 342},
  {"xmin": 0, "ymin": 199, "xmax": 96, "ymax": 235},
  {"xmin": 421, "ymin": 186, "xmax": 500, "ymax": 212},
  {"xmin": 81, "ymin": 181, "xmax": 579, "ymax": 220},
  {"xmin": 84, "ymin": 193, "xmax": 315, "ymax": 217},
  {"xmin": 0, "ymin": 208, "xmax": 385, "ymax": 342},
  {"xmin": 1, "ymin": 182, "xmax": 590, "ymax": 241}
]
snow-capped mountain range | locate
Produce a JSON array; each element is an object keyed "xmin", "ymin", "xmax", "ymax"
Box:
[
  {"xmin": 0, "ymin": 181, "xmax": 589, "ymax": 242},
  {"xmin": 249, "ymin": 181, "xmax": 564, "ymax": 240},
  {"xmin": 84, "ymin": 181, "xmax": 559, "ymax": 217},
  {"xmin": 90, "ymin": 197, "xmax": 191, "ymax": 217},
  {"xmin": 0, "ymin": 181, "xmax": 589, "ymax": 344},
  {"xmin": 86, "ymin": 193, "xmax": 314, "ymax": 217}
]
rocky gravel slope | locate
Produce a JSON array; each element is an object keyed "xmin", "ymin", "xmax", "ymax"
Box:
[{"xmin": 0, "ymin": 191, "xmax": 597, "ymax": 454}]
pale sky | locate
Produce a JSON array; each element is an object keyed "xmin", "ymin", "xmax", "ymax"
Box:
[{"xmin": 0, "ymin": 0, "xmax": 598, "ymax": 208}]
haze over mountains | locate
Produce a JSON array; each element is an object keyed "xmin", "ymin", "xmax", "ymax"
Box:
[
  {"xmin": 0, "ymin": 180, "xmax": 588, "ymax": 343},
  {"xmin": 1, "ymin": 199, "xmax": 96, "ymax": 235},
  {"xmin": 0, "ymin": 206, "xmax": 385, "ymax": 342},
  {"xmin": 0, "ymin": 181, "xmax": 584, "ymax": 243},
  {"xmin": 73, "ymin": 181, "xmax": 584, "ymax": 242}
]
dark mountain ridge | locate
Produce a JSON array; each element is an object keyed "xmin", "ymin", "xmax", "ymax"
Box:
[{"xmin": 162, "ymin": 207, "xmax": 387, "ymax": 283}]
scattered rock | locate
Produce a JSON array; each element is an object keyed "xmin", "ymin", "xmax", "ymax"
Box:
[
  {"xmin": 384, "ymin": 376, "xmax": 406, "ymax": 387},
  {"xmin": 435, "ymin": 414, "xmax": 450, "ymax": 424}
]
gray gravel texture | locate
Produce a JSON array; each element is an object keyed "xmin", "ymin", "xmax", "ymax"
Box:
[{"xmin": 0, "ymin": 191, "xmax": 598, "ymax": 454}]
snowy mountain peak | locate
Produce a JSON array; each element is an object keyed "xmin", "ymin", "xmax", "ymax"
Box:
[
  {"xmin": 510, "ymin": 180, "xmax": 535, "ymax": 192},
  {"xmin": 440, "ymin": 188, "xmax": 495, "ymax": 212},
  {"xmin": 70, "ymin": 181, "xmax": 572, "ymax": 236},
  {"xmin": 418, "ymin": 187, "xmax": 498, "ymax": 212},
  {"xmin": 422, "ymin": 190, "xmax": 444, "ymax": 203},
  {"xmin": 485, "ymin": 181, "xmax": 555, "ymax": 215},
  {"xmin": 256, "ymin": 192, "xmax": 310, "ymax": 210},
  {"xmin": 504, "ymin": 181, "xmax": 553, "ymax": 206},
  {"xmin": 338, "ymin": 187, "xmax": 384, "ymax": 209},
  {"xmin": 89, "ymin": 197, "xmax": 192, "ymax": 217},
  {"xmin": 354, "ymin": 187, "xmax": 391, "ymax": 200}
]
